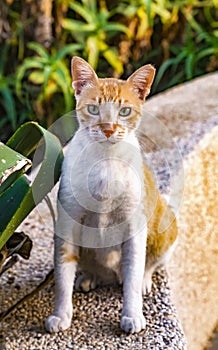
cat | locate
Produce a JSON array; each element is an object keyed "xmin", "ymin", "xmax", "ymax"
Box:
[{"xmin": 45, "ymin": 57, "xmax": 178, "ymax": 334}]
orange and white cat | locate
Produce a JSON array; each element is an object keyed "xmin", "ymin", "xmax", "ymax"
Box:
[{"xmin": 45, "ymin": 57, "xmax": 177, "ymax": 334}]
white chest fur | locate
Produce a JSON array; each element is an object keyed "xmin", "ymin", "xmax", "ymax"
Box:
[{"xmin": 58, "ymin": 128, "xmax": 146, "ymax": 248}]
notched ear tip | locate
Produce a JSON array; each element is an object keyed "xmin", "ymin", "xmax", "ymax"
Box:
[{"xmin": 145, "ymin": 63, "xmax": 156, "ymax": 71}]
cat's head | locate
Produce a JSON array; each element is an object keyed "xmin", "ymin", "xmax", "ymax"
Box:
[{"xmin": 71, "ymin": 57, "xmax": 155, "ymax": 143}]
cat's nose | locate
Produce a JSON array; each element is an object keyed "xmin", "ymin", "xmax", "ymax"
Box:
[
  {"xmin": 101, "ymin": 124, "xmax": 117, "ymax": 138},
  {"xmin": 102, "ymin": 129, "xmax": 114, "ymax": 138}
]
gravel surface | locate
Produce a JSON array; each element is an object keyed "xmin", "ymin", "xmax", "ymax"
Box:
[
  {"xmin": 1, "ymin": 268, "xmax": 185, "ymax": 350},
  {"xmin": 1, "ymin": 74, "xmax": 217, "ymax": 349}
]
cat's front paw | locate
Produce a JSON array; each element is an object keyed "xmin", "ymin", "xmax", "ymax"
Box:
[
  {"xmin": 45, "ymin": 314, "xmax": 72, "ymax": 333},
  {"xmin": 120, "ymin": 314, "xmax": 146, "ymax": 334}
]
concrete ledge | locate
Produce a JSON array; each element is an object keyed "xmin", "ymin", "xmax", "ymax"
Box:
[
  {"xmin": 169, "ymin": 127, "xmax": 218, "ymax": 350},
  {"xmin": 144, "ymin": 73, "xmax": 218, "ymax": 350},
  {"xmin": 1, "ymin": 73, "xmax": 217, "ymax": 349}
]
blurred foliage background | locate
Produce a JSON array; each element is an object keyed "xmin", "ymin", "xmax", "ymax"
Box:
[{"xmin": 0, "ymin": 0, "xmax": 217, "ymax": 141}]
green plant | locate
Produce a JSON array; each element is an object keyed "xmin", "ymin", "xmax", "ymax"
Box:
[
  {"xmin": 0, "ymin": 121, "xmax": 63, "ymax": 274},
  {"xmin": 0, "ymin": 44, "xmax": 31, "ymax": 136},
  {"xmin": 154, "ymin": 6, "xmax": 218, "ymax": 90},
  {"xmin": 62, "ymin": 0, "xmax": 131, "ymax": 73},
  {"xmin": 116, "ymin": 0, "xmax": 179, "ymax": 42},
  {"xmin": 8, "ymin": 9, "xmax": 33, "ymax": 61},
  {"xmin": 16, "ymin": 42, "xmax": 82, "ymax": 124},
  {"xmin": 0, "ymin": 0, "xmax": 217, "ymax": 141},
  {"xmin": 0, "ymin": 44, "xmax": 17, "ymax": 132}
]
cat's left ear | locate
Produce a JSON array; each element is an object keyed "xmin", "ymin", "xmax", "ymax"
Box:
[
  {"xmin": 127, "ymin": 64, "xmax": 156, "ymax": 101},
  {"xmin": 71, "ymin": 56, "xmax": 98, "ymax": 96}
]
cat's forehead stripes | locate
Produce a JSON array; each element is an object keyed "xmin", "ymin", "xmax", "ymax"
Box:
[{"xmin": 98, "ymin": 79, "xmax": 127, "ymax": 103}]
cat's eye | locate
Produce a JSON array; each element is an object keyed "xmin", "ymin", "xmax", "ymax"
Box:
[
  {"xmin": 119, "ymin": 107, "xmax": 131, "ymax": 117},
  {"xmin": 88, "ymin": 105, "xmax": 99, "ymax": 115}
]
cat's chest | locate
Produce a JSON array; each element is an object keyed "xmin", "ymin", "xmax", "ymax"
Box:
[
  {"xmin": 88, "ymin": 158, "xmax": 133, "ymax": 201},
  {"xmin": 62, "ymin": 132, "xmax": 145, "ymax": 215}
]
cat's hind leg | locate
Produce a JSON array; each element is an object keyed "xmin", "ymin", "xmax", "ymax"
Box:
[
  {"xmin": 143, "ymin": 237, "xmax": 178, "ymax": 295},
  {"xmin": 75, "ymin": 248, "xmax": 120, "ymax": 292},
  {"xmin": 74, "ymin": 249, "xmax": 99, "ymax": 292},
  {"xmin": 75, "ymin": 271, "xmax": 97, "ymax": 292},
  {"xmin": 142, "ymin": 264, "xmax": 157, "ymax": 295},
  {"xmin": 74, "ymin": 267, "xmax": 119, "ymax": 292}
]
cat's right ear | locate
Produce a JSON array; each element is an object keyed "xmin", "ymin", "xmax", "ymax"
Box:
[
  {"xmin": 71, "ymin": 57, "xmax": 98, "ymax": 96},
  {"xmin": 127, "ymin": 64, "xmax": 156, "ymax": 101}
]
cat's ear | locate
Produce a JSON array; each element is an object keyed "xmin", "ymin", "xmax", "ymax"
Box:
[
  {"xmin": 71, "ymin": 56, "xmax": 98, "ymax": 96},
  {"xmin": 127, "ymin": 65, "xmax": 156, "ymax": 101}
]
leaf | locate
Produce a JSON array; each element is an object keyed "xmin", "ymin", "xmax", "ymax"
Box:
[
  {"xmin": 0, "ymin": 118, "xmax": 7, "ymax": 129},
  {"xmin": 55, "ymin": 44, "xmax": 83, "ymax": 60},
  {"xmin": 7, "ymin": 122, "xmax": 42, "ymax": 156},
  {"xmin": 6, "ymin": 231, "xmax": 32, "ymax": 260},
  {"xmin": 0, "ymin": 175, "xmax": 30, "ymax": 235},
  {"xmin": 0, "ymin": 87, "xmax": 17, "ymax": 130},
  {"xmin": 68, "ymin": 1, "xmax": 95, "ymax": 23},
  {"xmin": 54, "ymin": 60, "xmax": 71, "ymax": 83},
  {"xmin": 28, "ymin": 71, "xmax": 44, "ymax": 85},
  {"xmin": 87, "ymin": 36, "xmax": 99, "ymax": 69},
  {"xmin": 52, "ymin": 69, "xmax": 73, "ymax": 111},
  {"xmin": 0, "ymin": 231, "xmax": 32, "ymax": 275},
  {"xmin": 27, "ymin": 42, "xmax": 49, "ymax": 60},
  {"xmin": 82, "ymin": 0, "xmax": 97, "ymax": 14},
  {"xmin": 49, "ymin": 112, "xmax": 78, "ymax": 147},
  {"xmin": 43, "ymin": 66, "xmax": 52, "ymax": 91},
  {"xmin": 153, "ymin": 58, "xmax": 176, "ymax": 89},
  {"xmin": 62, "ymin": 19, "xmax": 96, "ymax": 33},
  {"xmin": 41, "ymin": 81, "xmax": 58, "ymax": 100},
  {"xmin": 0, "ymin": 122, "xmax": 63, "ymax": 250},
  {"xmin": 185, "ymin": 53, "xmax": 194, "ymax": 80},
  {"xmin": 153, "ymin": 3, "xmax": 171, "ymax": 23},
  {"xmin": 104, "ymin": 23, "xmax": 132, "ymax": 37},
  {"xmin": 0, "ymin": 142, "xmax": 31, "ymax": 193},
  {"xmin": 197, "ymin": 47, "xmax": 217, "ymax": 60},
  {"xmin": 145, "ymin": 0, "xmax": 152, "ymax": 27},
  {"xmin": 101, "ymin": 46, "xmax": 123, "ymax": 74},
  {"xmin": 136, "ymin": 7, "xmax": 149, "ymax": 41},
  {"xmin": 0, "ymin": 43, "xmax": 10, "ymax": 75},
  {"xmin": 165, "ymin": 71, "xmax": 184, "ymax": 89},
  {"xmin": 16, "ymin": 60, "xmax": 44, "ymax": 100}
]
